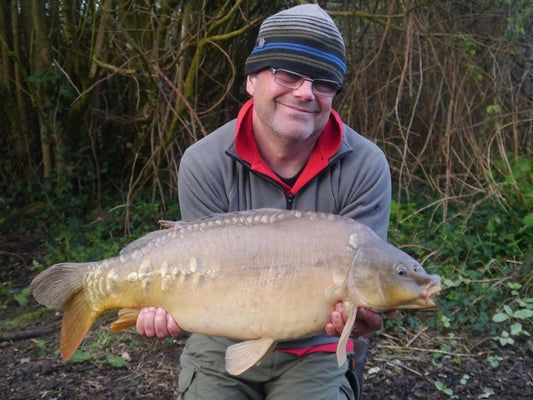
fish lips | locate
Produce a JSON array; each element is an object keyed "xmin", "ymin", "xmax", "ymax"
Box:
[{"xmin": 423, "ymin": 277, "xmax": 442, "ymax": 307}]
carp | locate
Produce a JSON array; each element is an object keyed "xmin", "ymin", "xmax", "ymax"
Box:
[{"xmin": 31, "ymin": 208, "xmax": 441, "ymax": 375}]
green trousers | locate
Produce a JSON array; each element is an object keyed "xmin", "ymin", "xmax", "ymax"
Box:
[{"xmin": 177, "ymin": 334, "xmax": 356, "ymax": 400}]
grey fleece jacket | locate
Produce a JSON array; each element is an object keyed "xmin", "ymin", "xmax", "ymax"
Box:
[{"xmin": 177, "ymin": 121, "xmax": 391, "ymax": 240}]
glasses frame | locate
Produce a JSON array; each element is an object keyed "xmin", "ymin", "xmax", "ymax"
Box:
[{"xmin": 269, "ymin": 68, "xmax": 342, "ymax": 97}]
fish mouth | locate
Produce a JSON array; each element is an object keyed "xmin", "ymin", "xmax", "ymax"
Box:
[{"xmin": 423, "ymin": 282, "xmax": 442, "ymax": 307}]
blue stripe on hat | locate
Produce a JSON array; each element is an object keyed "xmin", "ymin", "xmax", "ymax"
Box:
[{"xmin": 251, "ymin": 42, "xmax": 346, "ymax": 73}]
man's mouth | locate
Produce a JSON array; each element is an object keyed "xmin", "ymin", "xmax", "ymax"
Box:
[{"xmin": 278, "ymin": 101, "xmax": 317, "ymax": 114}]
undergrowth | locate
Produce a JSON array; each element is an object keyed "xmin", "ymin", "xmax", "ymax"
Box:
[
  {"xmin": 387, "ymin": 155, "xmax": 533, "ymax": 349},
  {"xmin": 1, "ymin": 170, "xmax": 181, "ymax": 267}
]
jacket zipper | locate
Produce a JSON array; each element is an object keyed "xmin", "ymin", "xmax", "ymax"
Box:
[
  {"xmin": 286, "ymin": 192, "xmax": 294, "ymax": 210},
  {"xmin": 246, "ymin": 167, "xmax": 295, "ymax": 210}
]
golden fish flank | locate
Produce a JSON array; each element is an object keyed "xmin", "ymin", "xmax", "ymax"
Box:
[
  {"xmin": 30, "ymin": 208, "xmax": 441, "ymax": 376},
  {"xmin": 159, "ymin": 260, "xmax": 173, "ymax": 292}
]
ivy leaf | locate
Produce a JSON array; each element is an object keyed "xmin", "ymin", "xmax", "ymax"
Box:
[
  {"xmin": 510, "ymin": 323, "xmax": 523, "ymax": 336},
  {"xmin": 513, "ymin": 309, "xmax": 533, "ymax": 319},
  {"xmin": 492, "ymin": 313, "xmax": 509, "ymax": 322}
]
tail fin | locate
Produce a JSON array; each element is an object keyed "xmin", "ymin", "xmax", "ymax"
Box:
[
  {"xmin": 60, "ymin": 289, "xmax": 99, "ymax": 359},
  {"xmin": 31, "ymin": 263, "xmax": 88, "ymax": 310},
  {"xmin": 31, "ymin": 263, "xmax": 101, "ymax": 360}
]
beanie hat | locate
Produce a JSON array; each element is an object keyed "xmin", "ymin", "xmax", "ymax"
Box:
[{"xmin": 245, "ymin": 4, "xmax": 346, "ymax": 84}]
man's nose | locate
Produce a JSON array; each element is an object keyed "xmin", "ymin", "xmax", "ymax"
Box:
[{"xmin": 293, "ymin": 79, "xmax": 315, "ymax": 99}]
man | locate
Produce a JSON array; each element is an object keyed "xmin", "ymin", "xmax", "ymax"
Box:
[{"xmin": 137, "ymin": 4, "xmax": 393, "ymax": 399}]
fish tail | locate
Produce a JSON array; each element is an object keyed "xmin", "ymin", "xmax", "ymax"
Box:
[
  {"xmin": 60, "ymin": 289, "xmax": 99, "ymax": 360},
  {"xmin": 31, "ymin": 263, "xmax": 101, "ymax": 360},
  {"xmin": 31, "ymin": 262, "xmax": 88, "ymax": 310}
]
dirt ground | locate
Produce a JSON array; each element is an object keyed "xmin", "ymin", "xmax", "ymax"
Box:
[{"xmin": 1, "ymin": 234, "xmax": 532, "ymax": 399}]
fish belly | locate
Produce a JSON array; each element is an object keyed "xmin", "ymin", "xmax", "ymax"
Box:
[{"xmin": 161, "ymin": 266, "xmax": 337, "ymax": 340}]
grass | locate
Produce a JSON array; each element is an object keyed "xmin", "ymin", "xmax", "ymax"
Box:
[{"xmin": 0, "ymin": 307, "xmax": 54, "ymax": 331}]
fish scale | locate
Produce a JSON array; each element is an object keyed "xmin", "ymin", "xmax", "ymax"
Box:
[{"xmin": 31, "ymin": 208, "xmax": 441, "ymax": 376}]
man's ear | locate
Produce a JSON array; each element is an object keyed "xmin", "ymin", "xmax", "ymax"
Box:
[{"xmin": 246, "ymin": 73, "xmax": 257, "ymax": 96}]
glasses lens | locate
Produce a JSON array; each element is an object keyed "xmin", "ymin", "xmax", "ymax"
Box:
[
  {"xmin": 312, "ymin": 80, "xmax": 340, "ymax": 96},
  {"xmin": 274, "ymin": 70, "xmax": 302, "ymax": 88}
]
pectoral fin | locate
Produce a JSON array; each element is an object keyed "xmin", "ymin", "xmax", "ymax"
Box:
[
  {"xmin": 337, "ymin": 303, "xmax": 357, "ymax": 366},
  {"xmin": 225, "ymin": 337, "xmax": 277, "ymax": 376},
  {"xmin": 110, "ymin": 308, "xmax": 141, "ymax": 332}
]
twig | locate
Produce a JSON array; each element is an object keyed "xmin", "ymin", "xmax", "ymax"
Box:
[
  {"xmin": 405, "ymin": 326, "xmax": 428, "ymax": 347},
  {"xmin": 380, "ymin": 344, "xmax": 471, "ymax": 358},
  {"xmin": 0, "ymin": 322, "xmax": 60, "ymax": 342}
]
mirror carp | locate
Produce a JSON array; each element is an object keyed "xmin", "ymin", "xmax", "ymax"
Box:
[{"xmin": 31, "ymin": 208, "xmax": 441, "ymax": 375}]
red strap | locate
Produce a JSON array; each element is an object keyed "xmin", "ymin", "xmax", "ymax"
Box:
[{"xmin": 275, "ymin": 339, "xmax": 354, "ymax": 357}]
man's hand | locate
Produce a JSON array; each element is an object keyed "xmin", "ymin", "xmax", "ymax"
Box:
[
  {"xmin": 325, "ymin": 302, "xmax": 397, "ymax": 338},
  {"xmin": 136, "ymin": 307, "xmax": 183, "ymax": 338}
]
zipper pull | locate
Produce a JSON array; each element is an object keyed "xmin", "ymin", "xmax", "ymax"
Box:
[{"xmin": 286, "ymin": 192, "xmax": 294, "ymax": 210}]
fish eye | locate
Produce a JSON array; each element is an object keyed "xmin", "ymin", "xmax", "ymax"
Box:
[{"xmin": 396, "ymin": 264, "xmax": 408, "ymax": 277}]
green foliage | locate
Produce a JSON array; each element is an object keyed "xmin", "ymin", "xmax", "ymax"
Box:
[
  {"xmin": 34, "ymin": 339, "xmax": 53, "ymax": 357},
  {"xmin": 104, "ymin": 355, "xmax": 128, "ymax": 368},
  {"xmin": 1, "ymin": 170, "xmax": 181, "ymax": 266},
  {"xmin": 435, "ymin": 380, "xmax": 457, "ymax": 399},
  {"xmin": 69, "ymin": 328, "xmax": 130, "ymax": 368},
  {"xmin": 12, "ymin": 287, "xmax": 31, "ymax": 307},
  {"xmin": 0, "ymin": 284, "xmax": 34, "ymax": 311},
  {"xmin": 72, "ymin": 351, "xmax": 128, "ymax": 368},
  {"xmin": 491, "ymin": 283, "xmax": 533, "ymax": 346},
  {"xmin": 387, "ymin": 155, "xmax": 532, "ymax": 344},
  {"xmin": 0, "ymin": 308, "xmax": 52, "ymax": 331},
  {"xmin": 486, "ymin": 355, "xmax": 503, "ymax": 368},
  {"xmin": 70, "ymin": 350, "xmax": 93, "ymax": 363}
]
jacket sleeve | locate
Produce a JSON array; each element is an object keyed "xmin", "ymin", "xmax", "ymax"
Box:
[
  {"xmin": 177, "ymin": 141, "xmax": 232, "ymax": 221},
  {"xmin": 340, "ymin": 155, "xmax": 391, "ymax": 241},
  {"xmin": 337, "ymin": 129, "xmax": 392, "ymax": 241}
]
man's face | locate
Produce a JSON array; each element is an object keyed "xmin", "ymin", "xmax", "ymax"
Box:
[{"xmin": 246, "ymin": 69, "xmax": 334, "ymax": 145}]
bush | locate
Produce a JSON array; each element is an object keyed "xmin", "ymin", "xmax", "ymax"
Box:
[{"xmin": 387, "ymin": 155, "xmax": 532, "ymax": 342}]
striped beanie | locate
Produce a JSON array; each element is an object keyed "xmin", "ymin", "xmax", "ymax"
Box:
[{"xmin": 245, "ymin": 4, "xmax": 346, "ymax": 84}]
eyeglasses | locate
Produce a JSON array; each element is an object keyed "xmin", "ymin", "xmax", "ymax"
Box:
[{"xmin": 269, "ymin": 68, "xmax": 342, "ymax": 97}]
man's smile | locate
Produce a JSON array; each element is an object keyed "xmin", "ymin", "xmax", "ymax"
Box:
[{"xmin": 277, "ymin": 100, "xmax": 318, "ymax": 115}]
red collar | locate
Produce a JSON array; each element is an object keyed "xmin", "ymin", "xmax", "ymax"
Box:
[{"xmin": 234, "ymin": 99, "xmax": 343, "ymax": 194}]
